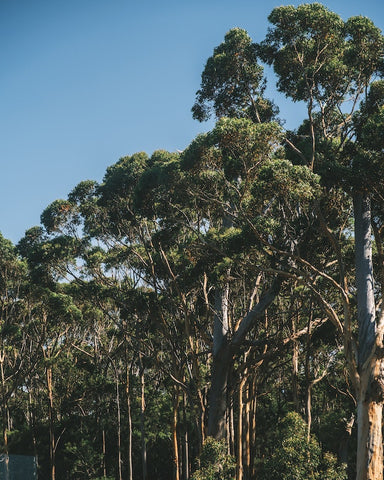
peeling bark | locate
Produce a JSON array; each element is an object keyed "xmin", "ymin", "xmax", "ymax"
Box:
[{"xmin": 354, "ymin": 192, "xmax": 384, "ymax": 480}]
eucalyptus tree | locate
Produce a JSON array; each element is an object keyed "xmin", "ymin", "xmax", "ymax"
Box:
[
  {"xmin": 180, "ymin": 114, "xmax": 324, "ymax": 448},
  {"xmin": 35, "ymin": 150, "xmax": 210, "ymax": 479},
  {"xmin": 0, "ymin": 233, "xmax": 29, "ymax": 465},
  {"xmin": 257, "ymin": 4, "xmax": 384, "ymax": 478},
  {"xmin": 190, "ymin": 26, "xmax": 335, "ymax": 459},
  {"xmin": 191, "ymin": 28, "xmax": 277, "ymax": 123},
  {"xmin": 16, "ymin": 226, "xmax": 123, "ymax": 479}
]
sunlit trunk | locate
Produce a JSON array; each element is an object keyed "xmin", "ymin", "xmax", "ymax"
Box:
[
  {"xmin": 245, "ymin": 377, "xmax": 251, "ymax": 479},
  {"xmin": 354, "ymin": 192, "xmax": 384, "ymax": 480},
  {"xmin": 172, "ymin": 385, "xmax": 180, "ymax": 480},
  {"xmin": 356, "ymin": 367, "xmax": 383, "ymax": 480},
  {"xmin": 292, "ymin": 314, "xmax": 300, "ymax": 411}
]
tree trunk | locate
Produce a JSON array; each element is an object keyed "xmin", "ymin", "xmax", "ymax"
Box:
[
  {"xmin": 139, "ymin": 354, "xmax": 148, "ymax": 480},
  {"xmin": 182, "ymin": 389, "xmax": 189, "ymax": 480},
  {"xmin": 28, "ymin": 390, "xmax": 39, "ymax": 473},
  {"xmin": 354, "ymin": 192, "xmax": 384, "ymax": 480},
  {"xmin": 172, "ymin": 385, "xmax": 180, "ymax": 480},
  {"xmin": 245, "ymin": 377, "xmax": 251, "ymax": 479},
  {"xmin": 208, "ymin": 280, "xmax": 280, "ymax": 440},
  {"xmin": 126, "ymin": 362, "xmax": 133, "ymax": 480},
  {"xmin": 356, "ymin": 369, "xmax": 383, "ymax": 480},
  {"xmin": 115, "ymin": 368, "xmax": 122, "ymax": 480},
  {"xmin": 229, "ymin": 398, "xmax": 235, "ymax": 456},
  {"xmin": 102, "ymin": 429, "xmax": 107, "ymax": 479},
  {"xmin": 208, "ymin": 285, "xmax": 230, "ymax": 439},
  {"xmin": 250, "ymin": 377, "xmax": 257, "ymax": 479},
  {"xmin": 306, "ymin": 385, "xmax": 313, "ymax": 443},
  {"xmin": 339, "ymin": 414, "xmax": 355, "ymax": 464},
  {"xmin": 237, "ymin": 375, "xmax": 246, "ymax": 480},
  {"xmin": 207, "ymin": 344, "xmax": 232, "ymax": 439},
  {"xmin": 0, "ymin": 354, "xmax": 9, "ymax": 479},
  {"xmin": 292, "ymin": 313, "xmax": 300, "ymax": 411},
  {"xmin": 46, "ymin": 364, "xmax": 56, "ymax": 480}
]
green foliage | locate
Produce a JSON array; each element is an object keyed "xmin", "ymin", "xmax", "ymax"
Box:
[
  {"xmin": 40, "ymin": 199, "xmax": 77, "ymax": 233},
  {"xmin": 258, "ymin": 3, "xmax": 346, "ymax": 103},
  {"xmin": 192, "ymin": 28, "xmax": 277, "ymax": 123},
  {"xmin": 344, "ymin": 16, "xmax": 384, "ymax": 81},
  {"xmin": 5, "ymin": 6, "xmax": 384, "ymax": 480},
  {"xmin": 259, "ymin": 412, "xmax": 347, "ymax": 480},
  {"xmin": 191, "ymin": 438, "xmax": 235, "ymax": 480},
  {"xmin": 252, "ymin": 158, "xmax": 320, "ymax": 205}
]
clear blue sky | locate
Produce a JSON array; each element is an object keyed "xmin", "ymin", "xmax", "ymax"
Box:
[{"xmin": 1, "ymin": 0, "xmax": 383, "ymax": 243}]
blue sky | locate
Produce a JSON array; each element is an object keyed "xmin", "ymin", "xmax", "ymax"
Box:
[{"xmin": 1, "ymin": 0, "xmax": 384, "ymax": 243}]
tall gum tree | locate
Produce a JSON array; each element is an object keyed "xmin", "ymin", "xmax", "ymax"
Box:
[
  {"xmin": 190, "ymin": 27, "xmax": 330, "ymax": 452},
  {"xmin": 257, "ymin": 4, "xmax": 384, "ymax": 478},
  {"xmin": 181, "ymin": 117, "xmax": 321, "ymax": 443},
  {"xmin": 191, "ymin": 29, "xmax": 281, "ymax": 443}
]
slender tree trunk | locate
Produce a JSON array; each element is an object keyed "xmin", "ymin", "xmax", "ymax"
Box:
[
  {"xmin": 126, "ymin": 362, "xmax": 133, "ymax": 480},
  {"xmin": 2, "ymin": 364, "xmax": 9, "ymax": 480},
  {"xmin": 305, "ymin": 319, "xmax": 312, "ymax": 442},
  {"xmin": 139, "ymin": 354, "xmax": 148, "ymax": 480},
  {"xmin": 28, "ymin": 390, "xmax": 39, "ymax": 473},
  {"xmin": 354, "ymin": 192, "xmax": 384, "ymax": 480},
  {"xmin": 245, "ymin": 377, "xmax": 251, "ymax": 479},
  {"xmin": 292, "ymin": 313, "xmax": 300, "ymax": 411},
  {"xmin": 172, "ymin": 385, "xmax": 180, "ymax": 480},
  {"xmin": 339, "ymin": 414, "xmax": 355, "ymax": 464},
  {"xmin": 250, "ymin": 377, "xmax": 257, "ymax": 479},
  {"xmin": 182, "ymin": 389, "xmax": 189, "ymax": 480},
  {"xmin": 46, "ymin": 364, "xmax": 55, "ymax": 480},
  {"xmin": 229, "ymin": 398, "xmax": 235, "ymax": 456},
  {"xmin": 0, "ymin": 354, "xmax": 9, "ymax": 480},
  {"xmin": 115, "ymin": 367, "xmax": 122, "ymax": 480},
  {"xmin": 102, "ymin": 429, "xmax": 107, "ymax": 479},
  {"xmin": 306, "ymin": 385, "xmax": 313, "ymax": 442},
  {"xmin": 237, "ymin": 375, "xmax": 246, "ymax": 480}
]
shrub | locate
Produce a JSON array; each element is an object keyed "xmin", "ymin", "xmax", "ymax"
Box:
[{"xmin": 191, "ymin": 437, "xmax": 235, "ymax": 480}]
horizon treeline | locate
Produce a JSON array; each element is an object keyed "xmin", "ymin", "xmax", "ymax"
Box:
[{"xmin": 1, "ymin": 4, "xmax": 384, "ymax": 480}]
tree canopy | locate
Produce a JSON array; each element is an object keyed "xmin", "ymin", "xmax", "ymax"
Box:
[{"xmin": 1, "ymin": 4, "xmax": 384, "ymax": 480}]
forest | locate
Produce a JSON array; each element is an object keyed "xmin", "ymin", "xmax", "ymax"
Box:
[{"xmin": 1, "ymin": 3, "xmax": 384, "ymax": 480}]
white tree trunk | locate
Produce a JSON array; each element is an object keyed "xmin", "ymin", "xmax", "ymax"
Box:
[{"xmin": 354, "ymin": 192, "xmax": 384, "ymax": 480}]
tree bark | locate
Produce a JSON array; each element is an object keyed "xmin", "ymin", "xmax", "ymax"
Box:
[
  {"xmin": 237, "ymin": 375, "xmax": 247, "ymax": 480},
  {"xmin": 208, "ymin": 279, "xmax": 280, "ymax": 440},
  {"xmin": 102, "ymin": 429, "xmax": 107, "ymax": 479},
  {"xmin": 115, "ymin": 367, "xmax": 122, "ymax": 480},
  {"xmin": 139, "ymin": 354, "xmax": 148, "ymax": 480},
  {"xmin": 292, "ymin": 312, "xmax": 300, "ymax": 411},
  {"xmin": 172, "ymin": 385, "xmax": 180, "ymax": 480},
  {"xmin": 125, "ymin": 361, "xmax": 133, "ymax": 480},
  {"xmin": 354, "ymin": 192, "xmax": 384, "ymax": 480},
  {"xmin": 207, "ymin": 344, "xmax": 232, "ymax": 439},
  {"xmin": 208, "ymin": 284, "xmax": 230, "ymax": 439},
  {"xmin": 182, "ymin": 388, "xmax": 189, "ymax": 480},
  {"xmin": 46, "ymin": 364, "xmax": 56, "ymax": 480}
]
